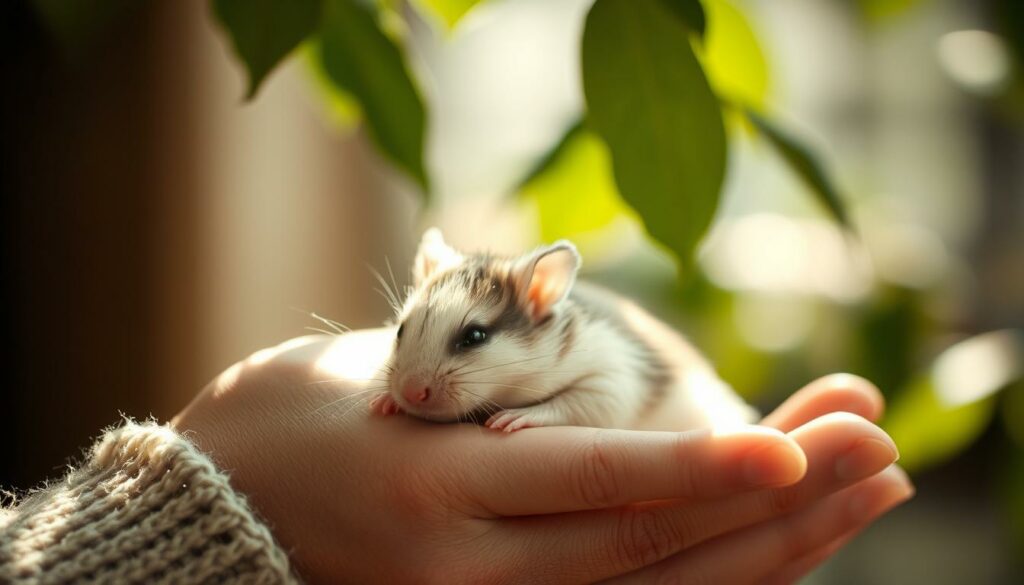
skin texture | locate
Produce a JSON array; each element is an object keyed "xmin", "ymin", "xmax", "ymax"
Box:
[{"xmin": 172, "ymin": 331, "xmax": 913, "ymax": 584}]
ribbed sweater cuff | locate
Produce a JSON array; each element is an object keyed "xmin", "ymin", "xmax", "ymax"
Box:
[{"xmin": 0, "ymin": 420, "xmax": 298, "ymax": 584}]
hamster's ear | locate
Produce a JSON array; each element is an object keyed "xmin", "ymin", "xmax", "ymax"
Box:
[
  {"xmin": 413, "ymin": 228, "xmax": 462, "ymax": 285},
  {"xmin": 513, "ymin": 241, "xmax": 581, "ymax": 321}
]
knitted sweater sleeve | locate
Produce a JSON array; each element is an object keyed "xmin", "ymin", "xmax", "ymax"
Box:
[{"xmin": 0, "ymin": 421, "xmax": 298, "ymax": 584}]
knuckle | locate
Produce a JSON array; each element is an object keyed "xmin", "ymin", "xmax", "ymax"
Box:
[
  {"xmin": 571, "ymin": 432, "xmax": 623, "ymax": 508},
  {"xmin": 615, "ymin": 507, "xmax": 683, "ymax": 570}
]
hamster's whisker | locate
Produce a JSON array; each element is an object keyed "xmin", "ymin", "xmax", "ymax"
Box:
[
  {"xmin": 454, "ymin": 395, "xmax": 487, "ymax": 437},
  {"xmin": 309, "ymin": 311, "xmax": 352, "ymax": 334},
  {"xmin": 449, "ymin": 355, "xmax": 553, "ymax": 377},
  {"xmin": 312, "ymin": 387, "xmax": 385, "ymax": 415},
  {"xmin": 306, "ymin": 378, "xmax": 393, "ymax": 385},
  {"xmin": 456, "ymin": 389, "xmax": 504, "ymax": 429},
  {"xmin": 320, "ymin": 389, "xmax": 389, "ymax": 416},
  {"xmin": 335, "ymin": 391, "xmax": 385, "ymax": 420},
  {"xmin": 369, "ymin": 265, "xmax": 403, "ymax": 315},
  {"xmin": 290, "ymin": 307, "xmax": 352, "ymax": 335},
  {"xmin": 384, "ymin": 256, "xmax": 405, "ymax": 307},
  {"xmin": 452, "ymin": 395, "xmax": 471, "ymax": 431},
  {"xmin": 460, "ymin": 380, "xmax": 551, "ymax": 398},
  {"xmin": 449, "ymin": 350, "xmax": 591, "ymax": 377},
  {"xmin": 458, "ymin": 388, "xmax": 505, "ymax": 412}
]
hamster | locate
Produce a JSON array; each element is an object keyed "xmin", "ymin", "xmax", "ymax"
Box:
[{"xmin": 368, "ymin": 228, "xmax": 758, "ymax": 432}]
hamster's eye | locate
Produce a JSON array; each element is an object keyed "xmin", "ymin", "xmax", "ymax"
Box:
[
  {"xmin": 456, "ymin": 326, "xmax": 488, "ymax": 350},
  {"xmin": 397, "ymin": 323, "xmax": 405, "ymax": 340}
]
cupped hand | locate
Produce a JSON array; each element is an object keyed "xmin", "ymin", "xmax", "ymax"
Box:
[
  {"xmin": 605, "ymin": 373, "xmax": 911, "ymax": 584},
  {"xmin": 172, "ymin": 331, "xmax": 911, "ymax": 584}
]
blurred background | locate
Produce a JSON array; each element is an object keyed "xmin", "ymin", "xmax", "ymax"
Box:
[{"xmin": 1, "ymin": 0, "xmax": 1022, "ymax": 582}]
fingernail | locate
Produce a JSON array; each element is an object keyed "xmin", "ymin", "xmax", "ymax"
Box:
[
  {"xmin": 835, "ymin": 438, "xmax": 899, "ymax": 482},
  {"xmin": 848, "ymin": 472, "xmax": 914, "ymax": 518},
  {"xmin": 743, "ymin": 442, "xmax": 806, "ymax": 486},
  {"xmin": 885, "ymin": 465, "xmax": 916, "ymax": 496}
]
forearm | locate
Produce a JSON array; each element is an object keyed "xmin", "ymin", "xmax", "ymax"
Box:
[{"xmin": 0, "ymin": 420, "xmax": 297, "ymax": 584}]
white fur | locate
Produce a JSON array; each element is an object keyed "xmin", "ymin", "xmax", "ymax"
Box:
[{"xmin": 385, "ymin": 230, "xmax": 757, "ymax": 431}]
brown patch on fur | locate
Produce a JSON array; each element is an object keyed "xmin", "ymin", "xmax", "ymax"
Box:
[
  {"xmin": 568, "ymin": 288, "xmax": 673, "ymax": 417},
  {"xmin": 426, "ymin": 256, "xmax": 534, "ymax": 355},
  {"xmin": 638, "ymin": 349, "xmax": 673, "ymax": 417},
  {"xmin": 558, "ymin": 314, "xmax": 577, "ymax": 360}
]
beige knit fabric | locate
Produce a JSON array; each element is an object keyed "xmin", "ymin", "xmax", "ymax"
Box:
[{"xmin": 0, "ymin": 421, "xmax": 298, "ymax": 584}]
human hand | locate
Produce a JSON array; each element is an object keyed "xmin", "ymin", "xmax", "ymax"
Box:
[
  {"xmin": 604, "ymin": 373, "xmax": 912, "ymax": 584},
  {"xmin": 172, "ymin": 331, "xmax": 910, "ymax": 584}
]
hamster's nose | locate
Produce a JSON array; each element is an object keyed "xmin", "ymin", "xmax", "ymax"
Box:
[{"xmin": 401, "ymin": 381, "xmax": 431, "ymax": 403}]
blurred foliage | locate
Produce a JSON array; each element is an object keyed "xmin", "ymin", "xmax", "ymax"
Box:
[
  {"xmin": 519, "ymin": 126, "xmax": 639, "ymax": 258},
  {"xmin": 318, "ymin": 0, "xmax": 429, "ymax": 191},
  {"xmin": 1001, "ymin": 381, "xmax": 1024, "ymax": 451},
  {"xmin": 413, "ymin": 0, "xmax": 482, "ymax": 29},
  {"xmin": 699, "ymin": 0, "xmax": 767, "ymax": 110},
  {"xmin": 300, "ymin": 41, "xmax": 361, "ymax": 129},
  {"xmin": 32, "ymin": 0, "xmax": 850, "ymax": 269},
  {"xmin": 992, "ymin": 0, "xmax": 1024, "ymax": 123},
  {"xmin": 852, "ymin": 287, "xmax": 922, "ymax": 398},
  {"xmin": 884, "ymin": 330, "xmax": 1024, "ymax": 473},
  {"xmin": 884, "ymin": 375, "xmax": 997, "ymax": 473},
  {"xmin": 856, "ymin": 0, "xmax": 926, "ymax": 24},
  {"xmin": 744, "ymin": 109, "xmax": 851, "ymax": 229},
  {"xmin": 211, "ymin": 0, "xmax": 321, "ymax": 98},
  {"xmin": 582, "ymin": 0, "xmax": 725, "ymax": 273},
  {"xmin": 1001, "ymin": 447, "xmax": 1024, "ymax": 563},
  {"xmin": 207, "ymin": 0, "xmax": 429, "ymax": 190},
  {"xmin": 698, "ymin": 293, "xmax": 781, "ymax": 401},
  {"xmin": 994, "ymin": 0, "xmax": 1024, "ymax": 70},
  {"xmin": 660, "ymin": 0, "xmax": 706, "ymax": 39}
]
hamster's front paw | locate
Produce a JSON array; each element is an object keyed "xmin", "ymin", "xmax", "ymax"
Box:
[
  {"xmin": 486, "ymin": 407, "xmax": 568, "ymax": 432},
  {"xmin": 369, "ymin": 393, "xmax": 402, "ymax": 416}
]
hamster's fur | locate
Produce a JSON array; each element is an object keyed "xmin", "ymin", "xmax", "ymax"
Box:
[{"xmin": 369, "ymin": 229, "xmax": 757, "ymax": 432}]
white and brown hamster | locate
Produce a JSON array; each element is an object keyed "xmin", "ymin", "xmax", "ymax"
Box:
[{"xmin": 369, "ymin": 228, "xmax": 758, "ymax": 432}]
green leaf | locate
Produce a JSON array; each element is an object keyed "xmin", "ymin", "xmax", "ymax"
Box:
[
  {"xmin": 857, "ymin": 0, "xmax": 926, "ymax": 24},
  {"xmin": 883, "ymin": 330, "xmax": 1024, "ymax": 473},
  {"xmin": 319, "ymin": 0, "xmax": 429, "ymax": 192},
  {"xmin": 700, "ymin": 0, "xmax": 769, "ymax": 110},
  {"xmin": 582, "ymin": 0, "xmax": 727, "ymax": 270},
  {"xmin": 884, "ymin": 375, "xmax": 996, "ymax": 473},
  {"xmin": 413, "ymin": 0, "xmax": 483, "ymax": 29},
  {"xmin": 658, "ymin": 0, "xmax": 706, "ymax": 38},
  {"xmin": 744, "ymin": 110, "xmax": 851, "ymax": 228},
  {"xmin": 301, "ymin": 41, "xmax": 361, "ymax": 130},
  {"xmin": 513, "ymin": 119, "xmax": 585, "ymax": 195},
  {"xmin": 212, "ymin": 0, "xmax": 323, "ymax": 99},
  {"xmin": 520, "ymin": 128, "xmax": 639, "ymax": 256}
]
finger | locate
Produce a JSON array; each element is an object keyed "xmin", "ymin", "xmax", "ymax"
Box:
[
  {"xmin": 762, "ymin": 374, "xmax": 885, "ymax": 432},
  {"xmin": 607, "ymin": 465, "xmax": 913, "ymax": 585},
  {"xmin": 491, "ymin": 413, "xmax": 898, "ymax": 581},
  {"xmin": 755, "ymin": 534, "xmax": 853, "ymax": 585},
  {"xmin": 457, "ymin": 425, "xmax": 807, "ymax": 516}
]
